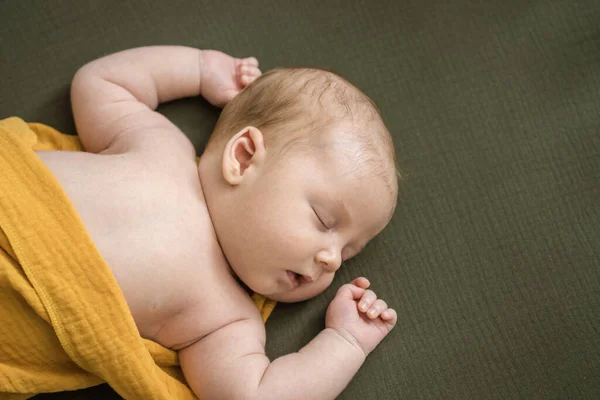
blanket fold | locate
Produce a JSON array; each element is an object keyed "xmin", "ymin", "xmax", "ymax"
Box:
[{"xmin": 0, "ymin": 117, "xmax": 276, "ymax": 399}]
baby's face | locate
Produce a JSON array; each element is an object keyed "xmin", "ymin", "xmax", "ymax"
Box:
[{"xmin": 216, "ymin": 137, "xmax": 395, "ymax": 302}]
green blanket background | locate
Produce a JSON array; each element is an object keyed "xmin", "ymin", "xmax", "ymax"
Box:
[{"xmin": 1, "ymin": 0, "xmax": 598, "ymax": 398}]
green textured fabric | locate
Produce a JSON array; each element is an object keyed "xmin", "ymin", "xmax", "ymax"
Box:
[{"xmin": 2, "ymin": 0, "xmax": 599, "ymax": 398}]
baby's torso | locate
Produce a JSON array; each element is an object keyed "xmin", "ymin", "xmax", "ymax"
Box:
[{"xmin": 35, "ymin": 149, "xmax": 255, "ymax": 348}]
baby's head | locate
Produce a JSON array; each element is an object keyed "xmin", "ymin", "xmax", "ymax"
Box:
[{"xmin": 199, "ymin": 68, "xmax": 399, "ymax": 302}]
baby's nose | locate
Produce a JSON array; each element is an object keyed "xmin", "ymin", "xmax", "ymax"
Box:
[{"xmin": 316, "ymin": 250, "xmax": 341, "ymax": 273}]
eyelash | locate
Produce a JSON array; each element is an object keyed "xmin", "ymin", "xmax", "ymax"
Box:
[{"xmin": 313, "ymin": 209, "xmax": 328, "ymax": 230}]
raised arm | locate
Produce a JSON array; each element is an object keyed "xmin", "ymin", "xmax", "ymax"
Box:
[
  {"xmin": 70, "ymin": 46, "xmax": 260, "ymax": 154},
  {"xmin": 180, "ymin": 278, "xmax": 397, "ymax": 400}
]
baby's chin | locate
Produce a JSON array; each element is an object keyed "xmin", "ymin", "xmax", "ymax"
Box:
[
  {"xmin": 266, "ymin": 281, "xmax": 332, "ymax": 303},
  {"xmin": 231, "ymin": 267, "xmax": 331, "ymax": 303},
  {"xmin": 240, "ymin": 277, "xmax": 321, "ymax": 303},
  {"xmin": 266, "ymin": 291, "xmax": 317, "ymax": 303},
  {"xmin": 240, "ymin": 279, "xmax": 315, "ymax": 303}
]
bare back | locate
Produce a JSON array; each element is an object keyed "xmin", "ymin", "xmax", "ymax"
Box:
[
  {"xmin": 36, "ymin": 46, "xmax": 270, "ymax": 350},
  {"xmin": 35, "ymin": 146, "xmax": 256, "ymax": 348}
]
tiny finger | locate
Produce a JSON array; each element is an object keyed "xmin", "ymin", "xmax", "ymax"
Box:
[
  {"xmin": 351, "ymin": 277, "xmax": 370, "ymax": 289},
  {"xmin": 336, "ymin": 282, "xmax": 366, "ymax": 301},
  {"xmin": 242, "ymin": 56, "xmax": 259, "ymax": 67},
  {"xmin": 241, "ymin": 65, "xmax": 262, "ymax": 78},
  {"xmin": 381, "ymin": 308, "xmax": 398, "ymax": 325},
  {"xmin": 240, "ymin": 64, "xmax": 254, "ymax": 73},
  {"xmin": 366, "ymin": 299, "xmax": 388, "ymax": 319},
  {"xmin": 358, "ymin": 290, "xmax": 377, "ymax": 312}
]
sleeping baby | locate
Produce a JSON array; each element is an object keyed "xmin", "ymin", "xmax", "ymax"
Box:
[{"xmin": 16, "ymin": 46, "xmax": 399, "ymax": 399}]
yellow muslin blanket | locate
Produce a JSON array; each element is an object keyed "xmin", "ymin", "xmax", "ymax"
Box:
[{"xmin": 0, "ymin": 117, "xmax": 276, "ymax": 399}]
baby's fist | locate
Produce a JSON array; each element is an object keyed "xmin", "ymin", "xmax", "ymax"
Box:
[
  {"xmin": 325, "ymin": 277, "xmax": 397, "ymax": 356},
  {"xmin": 200, "ymin": 50, "xmax": 261, "ymax": 107}
]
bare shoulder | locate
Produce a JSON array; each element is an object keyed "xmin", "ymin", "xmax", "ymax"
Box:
[{"xmin": 99, "ymin": 108, "xmax": 196, "ymax": 161}]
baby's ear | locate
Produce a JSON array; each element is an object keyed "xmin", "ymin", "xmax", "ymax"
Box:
[{"xmin": 221, "ymin": 126, "xmax": 266, "ymax": 185}]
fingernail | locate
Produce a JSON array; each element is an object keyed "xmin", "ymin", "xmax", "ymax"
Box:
[
  {"xmin": 368, "ymin": 309, "xmax": 376, "ymax": 317},
  {"xmin": 359, "ymin": 302, "xmax": 367, "ymax": 310}
]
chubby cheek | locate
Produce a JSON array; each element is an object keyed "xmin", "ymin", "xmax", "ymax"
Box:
[
  {"xmin": 226, "ymin": 181, "xmax": 317, "ymax": 294},
  {"xmin": 244, "ymin": 198, "xmax": 313, "ymax": 265}
]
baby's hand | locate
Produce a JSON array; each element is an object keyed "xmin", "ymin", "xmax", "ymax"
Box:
[
  {"xmin": 200, "ymin": 50, "xmax": 262, "ymax": 107},
  {"xmin": 325, "ymin": 277, "xmax": 397, "ymax": 356}
]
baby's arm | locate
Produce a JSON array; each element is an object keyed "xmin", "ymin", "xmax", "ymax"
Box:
[
  {"xmin": 70, "ymin": 46, "xmax": 259, "ymax": 154},
  {"xmin": 179, "ymin": 278, "xmax": 397, "ymax": 400},
  {"xmin": 180, "ymin": 319, "xmax": 364, "ymax": 400}
]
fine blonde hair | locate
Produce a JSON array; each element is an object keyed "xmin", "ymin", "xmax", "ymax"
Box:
[{"xmin": 207, "ymin": 68, "xmax": 400, "ymax": 193}]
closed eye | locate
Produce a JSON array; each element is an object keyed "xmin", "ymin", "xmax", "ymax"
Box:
[{"xmin": 313, "ymin": 208, "xmax": 328, "ymax": 230}]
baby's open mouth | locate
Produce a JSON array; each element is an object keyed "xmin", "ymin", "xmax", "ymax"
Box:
[{"xmin": 286, "ymin": 270, "xmax": 307, "ymax": 287}]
